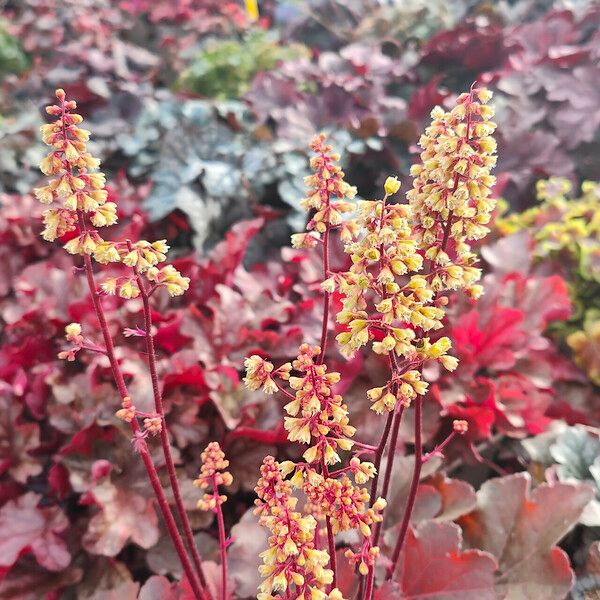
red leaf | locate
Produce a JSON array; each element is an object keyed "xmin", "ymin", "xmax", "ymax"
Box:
[
  {"xmin": 228, "ymin": 424, "xmax": 289, "ymax": 445},
  {"xmin": 82, "ymin": 480, "xmax": 159, "ymax": 556},
  {"xmin": 459, "ymin": 473, "xmax": 594, "ymax": 599},
  {"xmin": 422, "ymin": 21, "xmax": 511, "ymax": 72},
  {"xmin": 48, "ymin": 463, "xmax": 71, "ymax": 501},
  {"xmin": 408, "ymin": 76, "xmax": 450, "ymax": 120},
  {"xmin": 428, "ymin": 473, "xmax": 478, "ymax": 522},
  {"xmin": 452, "ymin": 307, "xmax": 524, "ymax": 372},
  {"xmin": 139, "ymin": 575, "xmax": 195, "ymax": 599},
  {"xmin": 391, "ymin": 521, "xmax": 497, "ymax": 599},
  {"xmin": 0, "ymin": 493, "xmax": 70, "ymax": 572},
  {"xmin": 59, "ymin": 423, "xmax": 114, "ymax": 456},
  {"xmin": 205, "ymin": 217, "xmax": 264, "ymax": 286},
  {"xmin": 154, "ymin": 317, "xmax": 193, "ymax": 353},
  {"xmin": 163, "ymin": 365, "xmax": 208, "ymax": 395},
  {"xmin": 446, "ymin": 403, "xmax": 495, "ymax": 441}
]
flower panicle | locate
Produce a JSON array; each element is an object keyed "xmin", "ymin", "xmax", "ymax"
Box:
[
  {"xmin": 246, "ymin": 343, "xmax": 383, "ymax": 587},
  {"xmin": 249, "ymin": 86, "xmax": 497, "ymax": 595},
  {"xmin": 36, "ymin": 89, "xmax": 190, "ymax": 298},
  {"xmin": 335, "ymin": 88, "xmax": 496, "ymax": 373},
  {"xmin": 254, "ymin": 457, "xmax": 345, "ymax": 600},
  {"xmin": 291, "ymin": 132, "xmax": 357, "ymax": 245},
  {"xmin": 194, "ymin": 442, "xmax": 233, "ymax": 511},
  {"xmin": 407, "ymin": 86, "xmax": 497, "ymax": 296}
]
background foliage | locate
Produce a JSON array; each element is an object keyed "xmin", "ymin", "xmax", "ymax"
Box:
[{"xmin": 1, "ymin": 0, "xmax": 600, "ymax": 598}]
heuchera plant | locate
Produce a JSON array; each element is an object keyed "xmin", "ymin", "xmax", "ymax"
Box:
[
  {"xmin": 35, "ymin": 89, "xmax": 209, "ymax": 600},
  {"xmin": 243, "ymin": 85, "xmax": 497, "ymax": 597},
  {"xmin": 35, "ymin": 84, "xmax": 497, "ymax": 598}
]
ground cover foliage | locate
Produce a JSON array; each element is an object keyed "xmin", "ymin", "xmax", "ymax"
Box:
[{"xmin": 1, "ymin": 0, "xmax": 600, "ymax": 598}]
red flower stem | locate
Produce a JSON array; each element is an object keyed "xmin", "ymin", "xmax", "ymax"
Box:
[
  {"xmin": 384, "ymin": 205, "xmax": 457, "ymax": 582},
  {"xmin": 351, "ymin": 440, "xmax": 379, "ymax": 453},
  {"xmin": 131, "ymin": 255, "xmax": 210, "ymax": 595},
  {"xmin": 314, "ymin": 190, "xmax": 337, "ymax": 584},
  {"xmin": 328, "ymin": 465, "xmax": 353, "ymax": 478},
  {"xmin": 274, "ymin": 380, "xmax": 296, "ymax": 401},
  {"xmin": 136, "ymin": 425, "xmax": 207, "ymax": 600},
  {"xmin": 362, "ymin": 352, "xmax": 404, "ymax": 597},
  {"xmin": 212, "ymin": 477, "xmax": 228, "ymax": 600},
  {"xmin": 317, "ymin": 224, "xmax": 331, "ymax": 366},
  {"xmin": 371, "ymin": 403, "xmax": 404, "ymax": 550},
  {"xmin": 422, "ymin": 431, "xmax": 457, "ymax": 463},
  {"xmin": 357, "ymin": 411, "xmax": 402, "ymax": 600},
  {"xmin": 370, "ymin": 354, "xmax": 405, "ymax": 508},
  {"xmin": 321, "ymin": 457, "xmax": 338, "ymax": 589},
  {"xmin": 386, "ymin": 391, "xmax": 423, "ymax": 580},
  {"xmin": 368, "ymin": 410, "xmax": 394, "ymax": 506},
  {"xmin": 363, "ymin": 565, "xmax": 375, "ymax": 600},
  {"xmin": 80, "ymin": 342, "xmax": 107, "ymax": 354},
  {"xmin": 76, "ymin": 226, "xmax": 206, "ymax": 600}
]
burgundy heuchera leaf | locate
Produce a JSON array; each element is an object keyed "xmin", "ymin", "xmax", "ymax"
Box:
[
  {"xmin": 388, "ymin": 520, "xmax": 497, "ymax": 600},
  {"xmin": 459, "ymin": 473, "xmax": 594, "ymax": 599}
]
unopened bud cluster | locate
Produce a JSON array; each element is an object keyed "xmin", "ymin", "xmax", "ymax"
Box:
[{"xmin": 194, "ymin": 442, "xmax": 233, "ymax": 511}]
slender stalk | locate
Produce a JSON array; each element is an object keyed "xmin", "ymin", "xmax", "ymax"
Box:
[
  {"xmin": 136, "ymin": 423, "xmax": 206, "ymax": 600},
  {"xmin": 315, "ymin": 189, "xmax": 337, "ymax": 584},
  {"xmin": 321, "ymin": 457, "xmax": 338, "ymax": 589},
  {"xmin": 363, "ymin": 404, "xmax": 405, "ymax": 600},
  {"xmin": 386, "ymin": 395, "xmax": 422, "ymax": 580},
  {"xmin": 212, "ymin": 476, "xmax": 228, "ymax": 600},
  {"xmin": 78, "ymin": 239, "xmax": 206, "ymax": 600},
  {"xmin": 422, "ymin": 431, "xmax": 457, "ymax": 463},
  {"xmin": 132, "ymin": 259, "xmax": 210, "ymax": 594},
  {"xmin": 317, "ymin": 225, "xmax": 331, "ymax": 365},
  {"xmin": 362, "ymin": 376, "xmax": 405, "ymax": 598},
  {"xmin": 383, "ymin": 206, "xmax": 456, "ymax": 583},
  {"xmin": 371, "ymin": 404, "xmax": 404, "ymax": 550},
  {"xmin": 368, "ymin": 404, "xmax": 394, "ymax": 505},
  {"xmin": 364, "ymin": 565, "xmax": 375, "ymax": 600}
]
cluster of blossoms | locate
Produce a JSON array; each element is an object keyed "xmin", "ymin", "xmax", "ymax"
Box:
[
  {"xmin": 35, "ymin": 89, "xmax": 189, "ymax": 300},
  {"xmin": 36, "ymin": 91, "xmax": 214, "ymax": 600},
  {"xmin": 246, "ymin": 346, "xmax": 385, "ymax": 553},
  {"xmin": 281, "ymin": 343, "xmax": 354, "ymax": 464},
  {"xmin": 247, "ymin": 86, "xmax": 495, "ymax": 593},
  {"xmin": 254, "ymin": 456, "xmax": 344, "ymax": 600},
  {"xmin": 291, "ymin": 133, "xmax": 358, "ymax": 249},
  {"xmin": 334, "ymin": 87, "xmax": 496, "ymax": 414},
  {"xmin": 193, "ymin": 442, "xmax": 233, "ymax": 511},
  {"xmin": 37, "ymin": 89, "xmax": 190, "ymax": 432},
  {"xmin": 408, "ymin": 87, "xmax": 496, "ymax": 270},
  {"xmin": 194, "ymin": 442, "xmax": 233, "ymax": 598},
  {"xmin": 245, "ymin": 142, "xmax": 389, "ymax": 591}
]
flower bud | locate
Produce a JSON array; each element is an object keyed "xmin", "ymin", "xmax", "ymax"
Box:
[{"xmin": 384, "ymin": 176, "xmax": 401, "ymax": 195}]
